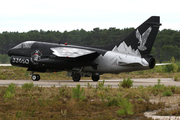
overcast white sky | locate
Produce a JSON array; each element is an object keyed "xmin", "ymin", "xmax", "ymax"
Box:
[{"xmin": 0, "ymin": 0, "xmax": 180, "ymax": 33}]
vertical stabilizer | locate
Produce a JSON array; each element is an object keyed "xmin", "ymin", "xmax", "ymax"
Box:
[{"xmin": 102, "ymin": 16, "xmax": 161, "ymax": 57}]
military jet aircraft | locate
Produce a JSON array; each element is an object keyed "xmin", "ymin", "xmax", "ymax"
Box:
[{"xmin": 7, "ymin": 16, "xmax": 161, "ymax": 82}]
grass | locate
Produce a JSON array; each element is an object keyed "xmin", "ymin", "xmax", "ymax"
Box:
[
  {"xmin": 0, "ymin": 66, "xmax": 180, "ymax": 80},
  {"xmin": 119, "ymin": 78, "xmax": 133, "ymax": 88},
  {"xmin": 1, "ymin": 66, "xmax": 180, "ymax": 119},
  {"xmin": 0, "ymin": 80, "xmax": 180, "ymax": 119},
  {"xmin": 157, "ymin": 108, "xmax": 180, "ymax": 116},
  {"xmin": 163, "ymin": 90, "xmax": 173, "ymax": 96},
  {"xmin": 22, "ymin": 82, "xmax": 34, "ymax": 91}
]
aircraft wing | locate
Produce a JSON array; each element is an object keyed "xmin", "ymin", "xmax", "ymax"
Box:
[
  {"xmin": 50, "ymin": 47, "xmax": 100, "ymax": 62},
  {"xmin": 51, "ymin": 47, "xmax": 96, "ymax": 58}
]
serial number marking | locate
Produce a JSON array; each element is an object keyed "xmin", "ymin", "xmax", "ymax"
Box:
[{"xmin": 12, "ymin": 58, "xmax": 29, "ymax": 64}]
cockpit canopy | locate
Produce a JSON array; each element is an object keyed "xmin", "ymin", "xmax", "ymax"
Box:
[{"xmin": 13, "ymin": 41, "xmax": 35, "ymax": 49}]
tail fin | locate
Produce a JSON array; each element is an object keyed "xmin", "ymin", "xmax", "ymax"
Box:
[{"xmin": 102, "ymin": 16, "xmax": 161, "ymax": 57}]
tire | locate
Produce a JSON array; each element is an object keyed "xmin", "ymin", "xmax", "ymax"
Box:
[
  {"xmin": 31, "ymin": 74, "xmax": 40, "ymax": 81},
  {"xmin": 36, "ymin": 74, "xmax": 40, "ymax": 81},
  {"xmin": 72, "ymin": 73, "xmax": 81, "ymax": 82},
  {"xmin": 92, "ymin": 75, "xmax": 100, "ymax": 82},
  {"xmin": 31, "ymin": 74, "xmax": 37, "ymax": 81}
]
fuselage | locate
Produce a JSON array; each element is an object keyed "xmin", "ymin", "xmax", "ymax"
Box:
[{"xmin": 8, "ymin": 41, "xmax": 151, "ymax": 74}]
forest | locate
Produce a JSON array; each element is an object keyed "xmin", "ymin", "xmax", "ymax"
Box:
[{"xmin": 0, "ymin": 28, "xmax": 180, "ymax": 63}]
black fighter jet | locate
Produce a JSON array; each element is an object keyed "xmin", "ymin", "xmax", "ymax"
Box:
[{"xmin": 7, "ymin": 16, "xmax": 161, "ymax": 82}]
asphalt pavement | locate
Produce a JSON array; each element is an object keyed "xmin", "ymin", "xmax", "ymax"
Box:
[{"xmin": 0, "ymin": 78, "xmax": 178, "ymax": 87}]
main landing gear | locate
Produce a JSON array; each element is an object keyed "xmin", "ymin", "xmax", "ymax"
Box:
[
  {"xmin": 91, "ymin": 74, "xmax": 100, "ymax": 81},
  {"xmin": 30, "ymin": 72, "xmax": 40, "ymax": 81},
  {"xmin": 72, "ymin": 73, "xmax": 81, "ymax": 82},
  {"xmin": 72, "ymin": 72, "xmax": 100, "ymax": 82}
]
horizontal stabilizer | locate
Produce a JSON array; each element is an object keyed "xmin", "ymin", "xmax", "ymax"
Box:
[
  {"xmin": 156, "ymin": 63, "xmax": 172, "ymax": 66},
  {"xmin": 0, "ymin": 64, "xmax": 12, "ymax": 66}
]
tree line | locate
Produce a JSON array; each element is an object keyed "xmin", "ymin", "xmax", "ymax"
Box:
[{"xmin": 0, "ymin": 28, "xmax": 180, "ymax": 63}]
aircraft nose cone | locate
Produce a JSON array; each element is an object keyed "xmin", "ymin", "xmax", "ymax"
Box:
[{"xmin": 7, "ymin": 49, "xmax": 12, "ymax": 56}]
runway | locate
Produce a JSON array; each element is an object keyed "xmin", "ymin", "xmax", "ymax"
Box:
[{"xmin": 0, "ymin": 78, "xmax": 179, "ymax": 87}]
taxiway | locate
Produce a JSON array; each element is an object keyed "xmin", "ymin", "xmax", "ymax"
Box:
[{"xmin": 0, "ymin": 78, "xmax": 178, "ymax": 87}]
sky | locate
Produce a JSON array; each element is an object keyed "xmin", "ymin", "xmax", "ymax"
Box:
[{"xmin": 0, "ymin": 0, "xmax": 180, "ymax": 33}]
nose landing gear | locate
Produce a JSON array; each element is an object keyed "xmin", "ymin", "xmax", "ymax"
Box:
[
  {"xmin": 30, "ymin": 72, "xmax": 40, "ymax": 81},
  {"xmin": 31, "ymin": 74, "xmax": 40, "ymax": 81}
]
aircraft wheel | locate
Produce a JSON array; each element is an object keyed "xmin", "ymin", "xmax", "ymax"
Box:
[
  {"xmin": 36, "ymin": 74, "xmax": 40, "ymax": 81},
  {"xmin": 72, "ymin": 73, "xmax": 81, "ymax": 82},
  {"xmin": 92, "ymin": 75, "xmax": 100, "ymax": 82},
  {"xmin": 32, "ymin": 74, "xmax": 37, "ymax": 81},
  {"xmin": 31, "ymin": 74, "xmax": 40, "ymax": 81}
]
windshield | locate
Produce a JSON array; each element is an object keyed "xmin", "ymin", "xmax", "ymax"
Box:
[
  {"xmin": 13, "ymin": 43, "xmax": 22, "ymax": 49},
  {"xmin": 13, "ymin": 41, "xmax": 35, "ymax": 49}
]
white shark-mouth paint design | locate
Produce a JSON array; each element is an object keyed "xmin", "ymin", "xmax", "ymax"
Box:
[{"xmin": 136, "ymin": 26, "xmax": 152, "ymax": 51}]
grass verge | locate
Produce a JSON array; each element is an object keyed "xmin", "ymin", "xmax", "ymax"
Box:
[{"xmin": 0, "ymin": 80, "xmax": 180, "ymax": 119}]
